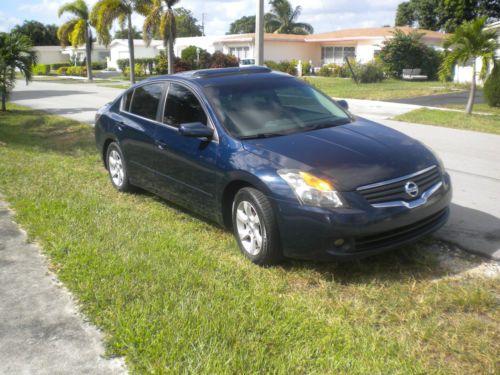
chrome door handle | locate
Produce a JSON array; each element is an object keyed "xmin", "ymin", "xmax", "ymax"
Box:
[{"xmin": 155, "ymin": 140, "xmax": 168, "ymax": 150}]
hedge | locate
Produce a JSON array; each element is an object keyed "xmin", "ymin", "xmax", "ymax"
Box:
[
  {"xmin": 484, "ymin": 63, "xmax": 500, "ymax": 107},
  {"xmin": 32, "ymin": 64, "xmax": 50, "ymax": 75}
]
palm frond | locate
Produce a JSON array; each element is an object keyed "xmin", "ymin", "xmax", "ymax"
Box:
[
  {"xmin": 57, "ymin": 18, "xmax": 79, "ymax": 47},
  {"xmin": 91, "ymin": 0, "xmax": 128, "ymax": 46},
  {"xmin": 142, "ymin": 0, "xmax": 162, "ymax": 45},
  {"xmin": 70, "ymin": 19, "xmax": 87, "ymax": 47},
  {"xmin": 58, "ymin": 0, "xmax": 89, "ymax": 20}
]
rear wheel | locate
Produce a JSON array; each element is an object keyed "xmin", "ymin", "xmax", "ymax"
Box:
[
  {"xmin": 232, "ymin": 187, "xmax": 283, "ymax": 265},
  {"xmin": 106, "ymin": 142, "xmax": 134, "ymax": 192}
]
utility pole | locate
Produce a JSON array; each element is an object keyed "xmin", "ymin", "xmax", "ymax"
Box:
[
  {"xmin": 255, "ymin": 0, "xmax": 264, "ymax": 65},
  {"xmin": 201, "ymin": 13, "xmax": 206, "ymax": 36}
]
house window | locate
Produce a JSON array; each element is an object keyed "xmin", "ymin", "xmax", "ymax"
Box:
[
  {"xmin": 229, "ymin": 46, "xmax": 250, "ymax": 60},
  {"xmin": 321, "ymin": 46, "xmax": 356, "ymax": 65}
]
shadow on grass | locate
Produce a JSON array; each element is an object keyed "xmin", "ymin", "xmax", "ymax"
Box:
[
  {"xmin": 0, "ymin": 107, "xmax": 95, "ymax": 155},
  {"xmin": 11, "ymin": 89, "xmax": 96, "ymax": 101},
  {"xmin": 145, "ymin": 187, "xmax": 455, "ymax": 284},
  {"xmin": 1, "ymin": 104, "xmax": 479, "ymax": 285}
]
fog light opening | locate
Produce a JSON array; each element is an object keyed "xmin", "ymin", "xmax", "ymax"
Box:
[{"xmin": 334, "ymin": 239, "xmax": 345, "ymax": 247}]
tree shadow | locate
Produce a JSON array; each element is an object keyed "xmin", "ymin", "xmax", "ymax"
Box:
[
  {"xmin": 0, "ymin": 108, "xmax": 95, "ymax": 156},
  {"xmin": 438, "ymin": 203, "xmax": 500, "ymax": 260},
  {"xmin": 11, "ymin": 89, "xmax": 97, "ymax": 101}
]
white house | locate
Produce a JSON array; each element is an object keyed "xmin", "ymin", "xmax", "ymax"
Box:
[
  {"xmin": 107, "ymin": 39, "xmax": 163, "ymax": 69},
  {"xmin": 453, "ymin": 21, "xmax": 500, "ymax": 84},
  {"xmin": 61, "ymin": 43, "xmax": 110, "ymax": 65},
  {"xmin": 105, "ymin": 27, "xmax": 447, "ymax": 71},
  {"xmin": 32, "ymin": 46, "xmax": 68, "ymax": 65}
]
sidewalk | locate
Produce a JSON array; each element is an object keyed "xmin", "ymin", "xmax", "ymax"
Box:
[{"xmin": 0, "ymin": 197, "xmax": 126, "ymax": 374}]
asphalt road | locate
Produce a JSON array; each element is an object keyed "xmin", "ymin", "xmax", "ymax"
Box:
[
  {"xmin": 386, "ymin": 90, "xmax": 485, "ymax": 106},
  {"xmin": 10, "ymin": 80, "xmax": 500, "ymax": 260}
]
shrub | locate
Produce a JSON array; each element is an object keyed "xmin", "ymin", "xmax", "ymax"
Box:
[
  {"xmin": 378, "ymin": 29, "xmax": 442, "ymax": 80},
  {"xmin": 264, "ymin": 60, "xmax": 298, "ymax": 76},
  {"xmin": 181, "ymin": 45, "xmax": 211, "ymax": 69},
  {"xmin": 352, "ymin": 61, "xmax": 385, "ymax": 83},
  {"xmin": 210, "ymin": 51, "xmax": 239, "ymax": 68},
  {"xmin": 155, "ymin": 52, "xmax": 168, "ymax": 74},
  {"xmin": 117, "ymin": 58, "xmax": 129, "ymax": 72},
  {"xmin": 264, "ymin": 60, "xmax": 280, "ymax": 71},
  {"xmin": 50, "ymin": 63, "xmax": 70, "ymax": 70},
  {"xmin": 91, "ymin": 61, "xmax": 106, "ymax": 70},
  {"xmin": 66, "ymin": 66, "xmax": 87, "ymax": 77},
  {"xmin": 56, "ymin": 66, "xmax": 69, "ymax": 75},
  {"xmin": 301, "ymin": 61, "xmax": 311, "ymax": 76},
  {"xmin": 484, "ymin": 63, "xmax": 500, "ymax": 107},
  {"xmin": 318, "ymin": 64, "xmax": 333, "ymax": 77},
  {"xmin": 32, "ymin": 64, "xmax": 50, "ymax": 75}
]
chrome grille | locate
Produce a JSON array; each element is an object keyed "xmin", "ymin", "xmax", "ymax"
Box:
[{"xmin": 357, "ymin": 165, "xmax": 442, "ymax": 204}]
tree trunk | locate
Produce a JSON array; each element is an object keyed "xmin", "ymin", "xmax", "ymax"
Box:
[
  {"xmin": 1, "ymin": 77, "xmax": 6, "ymax": 111},
  {"xmin": 167, "ymin": 35, "xmax": 174, "ymax": 75},
  {"xmin": 127, "ymin": 13, "xmax": 135, "ymax": 84},
  {"xmin": 465, "ymin": 59, "xmax": 476, "ymax": 115},
  {"xmin": 85, "ymin": 24, "xmax": 93, "ymax": 82}
]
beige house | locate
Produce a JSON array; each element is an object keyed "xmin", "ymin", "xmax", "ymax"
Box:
[{"xmin": 105, "ymin": 27, "xmax": 447, "ymax": 71}]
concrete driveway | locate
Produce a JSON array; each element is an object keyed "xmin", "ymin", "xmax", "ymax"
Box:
[
  {"xmin": 12, "ymin": 80, "xmax": 122, "ymax": 123},
  {"xmin": 9, "ymin": 80, "xmax": 500, "ymax": 260}
]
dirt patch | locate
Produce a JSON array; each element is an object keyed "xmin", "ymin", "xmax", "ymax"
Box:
[{"xmin": 428, "ymin": 241, "xmax": 500, "ymax": 279}]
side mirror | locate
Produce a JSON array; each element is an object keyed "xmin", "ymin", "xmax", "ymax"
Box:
[
  {"xmin": 178, "ymin": 122, "xmax": 213, "ymax": 139},
  {"xmin": 337, "ymin": 100, "xmax": 349, "ymax": 110}
]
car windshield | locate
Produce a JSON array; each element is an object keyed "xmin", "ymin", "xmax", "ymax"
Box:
[{"xmin": 203, "ymin": 77, "xmax": 352, "ymax": 139}]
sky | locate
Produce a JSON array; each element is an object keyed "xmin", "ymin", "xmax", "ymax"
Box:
[{"xmin": 0, "ymin": 0, "xmax": 404, "ymax": 35}]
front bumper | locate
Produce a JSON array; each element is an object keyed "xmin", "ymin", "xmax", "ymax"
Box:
[{"xmin": 272, "ymin": 172, "xmax": 452, "ymax": 261}]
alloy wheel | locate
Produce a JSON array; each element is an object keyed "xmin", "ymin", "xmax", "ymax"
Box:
[{"xmin": 235, "ymin": 200, "xmax": 263, "ymax": 256}]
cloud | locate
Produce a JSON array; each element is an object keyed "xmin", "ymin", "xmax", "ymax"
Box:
[
  {"xmin": 0, "ymin": 11, "xmax": 21, "ymax": 32},
  {"xmin": 9, "ymin": 0, "xmax": 400, "ymax": 36}
]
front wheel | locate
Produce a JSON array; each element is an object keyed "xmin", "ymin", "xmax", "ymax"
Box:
[
  {"xmin": 106, "ymin": 142, "xmax": 134, "ymax": 192},
  {"xmin": 232, "ymin": 187, "xmax": 283, "ymax": 266}
]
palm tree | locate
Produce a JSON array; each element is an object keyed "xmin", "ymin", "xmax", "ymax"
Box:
[
  {"xmin": 91, "ymin": 0, "xmax": 138, "ymax": 83},
  {"xmin": 440, "ymin": 17, "xmax": 498, "ymax": 114},
  {"xmin": 141, "ymin": 0, "xmax": 180, "ymax": 74},
  {"xmin": 58, "ymin": 0, "xmax": 94, "ymax": 81},
  {"xmin": 266, "ymin": 0, "xmax": 313, "ymax": 35},
  {"xmin": 0, "ymin": 33, "xmax": 37, "ymax": 111}
]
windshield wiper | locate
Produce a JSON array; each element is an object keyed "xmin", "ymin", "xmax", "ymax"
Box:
[
  {"xmin": 238, "ymin": 132, "xmax": 287, "ymax": 140},
  {"xmin": 304, "ymin": 119, "xmax": 351, "ymax": 132}
]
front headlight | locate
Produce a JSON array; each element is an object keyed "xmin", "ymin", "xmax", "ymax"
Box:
[{"xmin": 277, "ymin": 169, "xmax": 345, "ymax": 208}]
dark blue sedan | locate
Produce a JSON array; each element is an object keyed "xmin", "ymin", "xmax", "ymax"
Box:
[{"xmin": 95, "ymin": 67, "xmax": 452, "ymax": 265}]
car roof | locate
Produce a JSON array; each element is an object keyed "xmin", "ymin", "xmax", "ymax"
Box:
[{"xmin": 141, "ymin": 67, "xmax": 292, "ymax": 88}]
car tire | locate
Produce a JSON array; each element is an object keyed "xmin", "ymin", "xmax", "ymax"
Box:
[
  {"xmin": 106, "ymin": 142, "xmax": 134, "ymax": 192},
  {"xmin": 232, "ymin": 187, "xmax": 283, "ymax": 266}
]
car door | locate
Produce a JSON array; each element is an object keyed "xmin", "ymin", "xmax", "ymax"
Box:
[
  {"xmin": 153, "ymin": 82, "xmax": 218, "ymax": 219},
  {"xmin": 118, "ymin": 82, "xmax": 166, "ymax": 190}
]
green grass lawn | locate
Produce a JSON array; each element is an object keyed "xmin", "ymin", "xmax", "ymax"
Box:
[
  {"xmin": 0, "ymin": 104, "xmax": 499, "ymax": 374},
  {"xmin": 304, "ymin": 77, "xmax": 466, "ymax": 101},
  {"xmin": 439, "ymin": 103, "xmax": 500, "ymax": 115},
  {"xmin": 394, "ymin": 108, "xmax": 500, "ymax": 135}
]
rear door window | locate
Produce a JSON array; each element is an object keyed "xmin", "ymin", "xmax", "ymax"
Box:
[
  {"xmin": 163, "ymin": 83, "xmax": 207, "ymax": 127},
  {"xmin": 122, "ymin": 90, "xmax": 133, "ymax": 111},
  {"xmin": 129, "ymin": 83, "xmax": 164, "ymax": 120}
]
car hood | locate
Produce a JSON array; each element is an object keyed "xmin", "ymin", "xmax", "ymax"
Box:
[{"xmin": 241, "ymin": 118, "xmax": 437, "ymax": 191}]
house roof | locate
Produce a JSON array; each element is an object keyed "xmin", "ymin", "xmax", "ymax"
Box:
[
  {"xmin": 109, "ymin": 39, "xmax": 163, "ymax": 48},
  {"xmin": 305, "ymin": 27, "xmax": 447, "ymax": 42},
  {"xmin": 219, "ymin": 33, "xmax": 308, "ymax": 43}
]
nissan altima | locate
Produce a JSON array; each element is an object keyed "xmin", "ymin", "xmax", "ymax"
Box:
[{"xmin": 94, "ymin": 67, "xmax": 452, "ymax": 265}]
